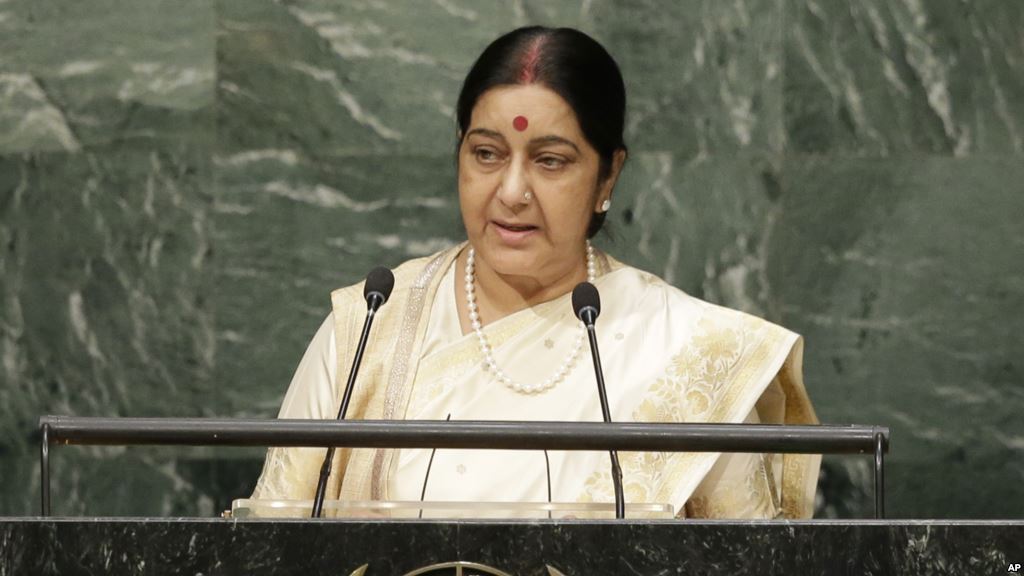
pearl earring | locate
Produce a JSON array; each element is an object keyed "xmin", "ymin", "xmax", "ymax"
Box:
[{"xmin": 600, "ymin": 199, "xmax": 611, "ymax": 212}]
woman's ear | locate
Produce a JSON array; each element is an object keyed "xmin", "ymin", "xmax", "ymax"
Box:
[
  {"xmin": 609, "ymin": 148, "xmax": 627, "ymax": 183},
  {"xmin": 595, "ymin": 149, "xmax": 628, "ymax": 211}
]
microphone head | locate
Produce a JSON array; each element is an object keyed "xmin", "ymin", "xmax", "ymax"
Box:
[
  {"xmin": 571, "ymin": 281, "xmax": 601, "ymax": 322},
  {"xmin": 364, "ymin": 266, "xmax": 395, "ymax": 304}
]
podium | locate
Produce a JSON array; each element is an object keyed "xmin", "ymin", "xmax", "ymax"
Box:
[
  {"xmin": 17, "ymin": 416, "xmax": 1022, "ymax": 573},
  {"xmin": 1, "ymin": 517, "xmax": 1022, "ymax": 574}
]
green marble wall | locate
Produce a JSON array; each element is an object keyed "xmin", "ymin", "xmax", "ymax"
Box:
[{"xmin": 1, "ymin": 0, "xmax": 1021, "ymax": 518}]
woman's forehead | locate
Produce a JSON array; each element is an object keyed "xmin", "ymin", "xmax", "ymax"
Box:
[{"xmin": 468, "ymin": 85, "xmax": 585, "ymax": 141}]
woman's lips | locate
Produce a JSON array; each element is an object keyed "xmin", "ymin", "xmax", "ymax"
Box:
[{"xmin": 491, "ymin": 221, "xmax": 538, "ymax": 244}]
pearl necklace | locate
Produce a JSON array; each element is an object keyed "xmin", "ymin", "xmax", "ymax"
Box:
[{"xmin": 465, "ymin": 241, "xmax": 596, "ymax": 394}]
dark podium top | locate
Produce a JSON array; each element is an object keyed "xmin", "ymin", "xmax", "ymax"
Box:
[{"xmin": 2, "ymin": 518, "xmax": 1022, "ymax": 575}]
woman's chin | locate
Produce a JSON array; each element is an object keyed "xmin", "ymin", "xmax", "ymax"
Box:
[{"xmin": 475, "ymin": 241, "xmax": 543, "ymax": 277}]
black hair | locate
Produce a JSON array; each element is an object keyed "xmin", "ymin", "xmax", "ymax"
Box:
[{"xmin": 455, "ymin": 26, "xmax": 627, "ymax": 238}]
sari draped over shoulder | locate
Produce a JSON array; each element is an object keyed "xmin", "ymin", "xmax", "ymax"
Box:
[{"xmin": 251, "ymin": 244, "xmax": 821, "ymax": 519}]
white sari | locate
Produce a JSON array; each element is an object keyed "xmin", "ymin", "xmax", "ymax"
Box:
[{"xmin": 252, "ymin": 245, "xmax": 820, "ymax": 519}]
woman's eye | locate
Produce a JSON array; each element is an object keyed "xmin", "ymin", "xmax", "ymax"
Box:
[
  {"xmin": 537, "ymin": 156, "xmax": 566, "ymax": 169},
  {"xmin": 474, "ymin": 148, "xmax": 500, "ymax": 163}
]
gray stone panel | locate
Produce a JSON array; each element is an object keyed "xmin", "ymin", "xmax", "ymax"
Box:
[
  {"xmin": 783, "ymin": 0, "xmax": 1024, "ymax": 155},
  {"xmin": 0, "ymin": 0, "xmax": 1020, "ymax": 518},
  {"xmin": 770, "ymin": 156, "xmax": 1024, "ymax": 518}
]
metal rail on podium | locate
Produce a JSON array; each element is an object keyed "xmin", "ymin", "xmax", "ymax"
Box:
[{"xmin": 38, "ymin": 415, "xmax": 890, "ymax": 518}]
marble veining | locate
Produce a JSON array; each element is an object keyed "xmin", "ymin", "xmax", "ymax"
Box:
[
  {"xmin": 0, "ymin": 0, "xmax": 1021, "ymax": 519},
  {"xmin": 0, "ymin": 519, "xmax": 1022, "ymax": 575}
]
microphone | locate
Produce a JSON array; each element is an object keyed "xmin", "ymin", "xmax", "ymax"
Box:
[
  {"xmin": 572, "ymin": 282, "xmax": 600, "ymax": 326},
  {"xmin": 363, "ymin": 266, "xmax": 395, "ymax": 312},
  {"xmin": 311, "ymin": 266, "xmax": 395, "ymax": 518},
  {"xmin": 572, "ymin": 282, "xmax": 625, "ymax": 519}
]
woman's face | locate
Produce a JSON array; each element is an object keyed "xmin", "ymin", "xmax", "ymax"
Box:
[{"xmin": 458, "ymin": 84, "xmax": 619, "ymax": 285}]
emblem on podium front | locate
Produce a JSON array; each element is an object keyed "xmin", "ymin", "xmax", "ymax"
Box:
[{"xmin": 348, "ymin": 561, "xmax": 568, "ymax": 575}]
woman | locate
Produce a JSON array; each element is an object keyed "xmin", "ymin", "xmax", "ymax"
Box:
[{"xmin": 251, "ymin": 26, "xmax": 820, "ymax": 519}]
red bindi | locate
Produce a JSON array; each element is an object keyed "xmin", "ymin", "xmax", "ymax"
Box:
[{"xmin": 513, "ymin": 115, "xmax": 529, "ymax": 131}]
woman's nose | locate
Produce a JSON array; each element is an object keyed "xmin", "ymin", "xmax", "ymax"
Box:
[{"xmin": 495, "ymin": 162, "xmax": 531, "ymax": 207}]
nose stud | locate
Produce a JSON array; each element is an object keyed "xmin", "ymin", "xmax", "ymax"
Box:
[{"xmin": 524, "ymin": 191, "xmax": 533, "ymax": 202}]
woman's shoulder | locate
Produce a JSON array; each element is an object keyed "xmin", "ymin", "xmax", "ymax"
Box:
[
  {"xmin": 329, "ymin": 245, "xmax": 461, "ymax": 305},
  {"xmin": 602, "ymin": 256, "xmax": 797, "ymax": 341}
]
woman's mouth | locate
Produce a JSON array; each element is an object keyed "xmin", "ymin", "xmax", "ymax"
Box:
[{"xmin": 492, "ymin": 220, "xmax": 539, "ymax": 244}]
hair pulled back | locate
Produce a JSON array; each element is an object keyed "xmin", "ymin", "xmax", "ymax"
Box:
[{"xmin": 455, "ymin": 26, "xmax": 627, "ymax": 238}]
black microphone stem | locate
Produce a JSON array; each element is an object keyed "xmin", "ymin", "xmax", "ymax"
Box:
[
  {"xmin": 336, "ymin": 293, "xmax": 382, "ymax": 422},
  {"xmin": 584, "ymin": 319, "xmax": 625, "ymax": 520},
  {"xmin": 311, "ymin": 293, "xmax": 383, "ymax": 518}
]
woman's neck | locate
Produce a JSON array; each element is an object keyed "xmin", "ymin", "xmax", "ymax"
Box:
[{"xmin": 455, "ymin": 245, "xmax": 588, "ymax": 333}]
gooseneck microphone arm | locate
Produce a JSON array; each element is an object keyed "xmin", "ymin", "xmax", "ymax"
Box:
[
  {"xmin": 572, "ymin": 282, "xmax": 625, "ymax": 520},
  {"xmin": 311, "ymin": 266, "xmax": 395, "ymax": 519}
]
